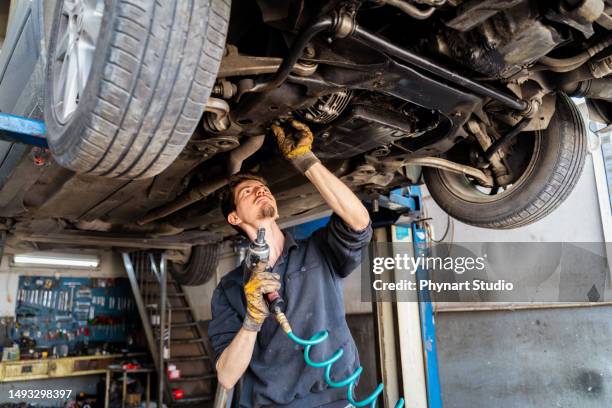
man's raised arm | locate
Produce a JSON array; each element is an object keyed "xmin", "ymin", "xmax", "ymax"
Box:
[
  {"xmin": 304, "ymin": 163, "xmax": 370, "ymax": 231},
  {"xmin": 272, "ymin": 120, "xmax": 370, "ymax": 231}
]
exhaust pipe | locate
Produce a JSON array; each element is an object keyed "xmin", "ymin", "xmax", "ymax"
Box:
[
  {"xmin": 138, "ymin": 135, "xmax": 265, "ymax": 225},
  {"xmin": 243, "ymin": 13, "xmax": 528, "ymax": 112}
]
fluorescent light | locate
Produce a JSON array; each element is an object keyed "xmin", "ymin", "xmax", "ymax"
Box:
[{"xmin": 13, "ymin": 252, "xmax": 100, "ymax": 268}]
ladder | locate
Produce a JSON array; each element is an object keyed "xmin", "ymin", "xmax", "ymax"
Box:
[{"xmin": 122, "ymin": 251, "xmax": 216, "ymax": 406}]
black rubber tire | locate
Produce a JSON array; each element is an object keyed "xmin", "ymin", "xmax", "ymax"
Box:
[
  {"xmin": 44, "ymin": 0, "xmax": 230, "ymax": 179},
  {"xmin": 424, "ymin": 93, "xmax": 586, "ymax": 229},
  {"xmin": 170, "ymin": 243, "xmax": 219, "ymax": 285},
  {"xmin": 586, "ymin": 99, "xmax": 612, "ymax": 124}
]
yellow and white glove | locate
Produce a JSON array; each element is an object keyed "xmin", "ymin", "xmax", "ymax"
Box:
[
  {"xmin": 271, "ymin": 120, "xmax": 320, "ymax": 173},
  {"xmin": 243, "ymin": 270, "xmax": 281, "ymax": 332}
]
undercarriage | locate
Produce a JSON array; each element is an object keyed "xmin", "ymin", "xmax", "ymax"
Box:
[{"xmin": 1, "ymin": 0, "xmax": 611, "ymax": 265}]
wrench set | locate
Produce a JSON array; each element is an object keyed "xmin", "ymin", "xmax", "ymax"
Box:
[{"xmin": 13, "ymin": 276, "xmax": 138, "ymax": 348}]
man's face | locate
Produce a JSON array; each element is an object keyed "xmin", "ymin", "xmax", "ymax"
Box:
[{"xmin": 229, "ymin": 180, "xmax": 279, "ymax": 228}]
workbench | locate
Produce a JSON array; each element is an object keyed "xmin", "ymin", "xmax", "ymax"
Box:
[
  {"xmin": 0, "ymin": 353, "xmax": 145, "ymax": 382},
  {"xmin": 106, "ymin": 364, "xmax": 154, "ymax": 408}
]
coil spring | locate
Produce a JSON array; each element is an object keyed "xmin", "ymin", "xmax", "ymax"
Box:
[{"xmin": 286, "ymin": 330, "xmax": 405, "ymax": 408}]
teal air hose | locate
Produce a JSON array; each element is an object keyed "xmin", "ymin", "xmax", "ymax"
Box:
[{"xmin": 276, "ymin": 312, "xmax": 405, "ymax": 408}]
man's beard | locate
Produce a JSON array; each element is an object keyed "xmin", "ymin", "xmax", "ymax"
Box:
[{"xmin": 257, "ymin": 203, "xmax": 276, "ymax": 219}]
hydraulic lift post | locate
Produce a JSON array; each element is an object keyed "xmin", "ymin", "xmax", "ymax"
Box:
[{"xmin": 377, "ymin": 186, "xmax": 443, "ymax": 408}]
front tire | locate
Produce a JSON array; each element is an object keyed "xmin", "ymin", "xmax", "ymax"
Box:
[
  {"xmin": 44, "ymin": 0, "xmax": 230, "ymax": 179},
  {"xmin": 424, "ymin": 93, "xmax": 586, "ymax": 229}
]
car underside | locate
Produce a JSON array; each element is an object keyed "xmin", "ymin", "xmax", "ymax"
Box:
[{"xmin": 1, "ymin": 0, "xmax": 611, "ymax": 280}]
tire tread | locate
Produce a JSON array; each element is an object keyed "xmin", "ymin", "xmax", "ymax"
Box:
[
  {"xmin": 45, "ymin": 0, "xmax": 230, "ymax": 179},
  {"xmin": 170, "ymin": 244, "xmax": 220, "ymax": 286}
]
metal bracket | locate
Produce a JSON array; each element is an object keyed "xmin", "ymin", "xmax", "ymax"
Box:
[
  {"xmin": 379, "ymin": 186, "xmax": 423, "ymax": 214},
  {"xmin": 218, "ymin": 45, "xmax": 317, "ymax": 78}
]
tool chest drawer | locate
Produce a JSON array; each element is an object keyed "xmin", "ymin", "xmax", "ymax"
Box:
[{"xmin": 1, "ymin": 360, "xmax": 49, "ymax": 380}]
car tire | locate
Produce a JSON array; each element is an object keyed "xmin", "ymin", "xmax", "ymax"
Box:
[
  {"xmin": 586, "ymin": 99, "xmax": 612, "ymax": 125},
  {"xmin": 424, "ymin": 93, "xmax": 586, "ymax": 229},
  {"xmin": 170, "ymin": 244, "xmax": 219, "ymax": 285},
  {"xmin": 44, "ymin": 0, "xmax": 230, "ymax": 179}
]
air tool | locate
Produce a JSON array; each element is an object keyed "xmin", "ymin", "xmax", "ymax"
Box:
[{"xmin": 244, "ymin": 228, "xmax": 285, "ymax": 314}]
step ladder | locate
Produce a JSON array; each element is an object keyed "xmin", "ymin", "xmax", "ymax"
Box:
[{"xmin": 122, "ymin": 251, "xmax": 216, "ymax": 407}]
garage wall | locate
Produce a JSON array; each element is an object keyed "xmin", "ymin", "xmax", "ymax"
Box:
[
  {"xmin": 0, "ymin": 250, "xmax": 123, "ymax": 317},
  {"xmin": 0, "ymin": 244, "xmax": 355, "ymax": 323},
  {"xmin": 0, "ymin": 246, "xmax": 234, "ymax": 322},
  {"xmin": 0, "ymin": 250, "xmax": 126, "ymax": 403},
  {"xmin": 0, "ymin": 241, "xmax": 367, "ymax": 321}
]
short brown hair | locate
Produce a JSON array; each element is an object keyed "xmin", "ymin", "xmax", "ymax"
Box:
[{"xmin": 219, "ymin": 172, "xmax": 269, "ymax": 223}]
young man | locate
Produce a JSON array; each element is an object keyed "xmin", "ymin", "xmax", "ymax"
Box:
[{"xmin": 208, "ymin": 120, "xmax": 372, "ymax": 407}]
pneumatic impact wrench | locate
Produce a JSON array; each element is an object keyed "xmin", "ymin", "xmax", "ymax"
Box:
[{"xmin": 244, "ymin": 228, "xmax": 292, "ymax": 333}]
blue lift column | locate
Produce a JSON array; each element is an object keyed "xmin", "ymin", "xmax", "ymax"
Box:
[
  {"xmin": 412, "ymin": 221, "xmax": 443, "ymax": 408},
  {"xmin": 382, "ymin": 186, "xmax": 443, "ymax": 408}
]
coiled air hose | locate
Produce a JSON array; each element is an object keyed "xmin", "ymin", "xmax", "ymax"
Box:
[{"xmin": 275, "ymin": 312, "xmax": 406, "ymax": 408}]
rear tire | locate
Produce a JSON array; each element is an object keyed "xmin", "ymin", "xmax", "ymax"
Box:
[
  {"xmin": 170, "ymin": 244, "xmax": 219, "ymax": 285},
  {"xmin": 44, "ymin": 0, "xmax": 230, "ymax": 179},
  {"xmin": 424, "ymin": 93, "xmax": 586, "ymax": 229},
  {"xmin": 586, "ymin": 99, "xmax": 612, "ymax": 125}
]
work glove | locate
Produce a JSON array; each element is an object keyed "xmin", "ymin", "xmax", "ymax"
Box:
[
  {"xmin": 243, "ymin": 269, "xmax": 282, "ymax": 332},
  {"xmin": 271, "ymin": 120, "xmax": 321, "ymax": 174}
]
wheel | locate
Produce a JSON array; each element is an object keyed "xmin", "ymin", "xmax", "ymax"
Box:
[
  {"xmin": 424, "ymin": 93, "xmax": 586, "ymax": 229},
  {"xmin": 44, "ymin": 0, "xmax": 230, "ymax": 179},
  {"xmin": 586, "ymin": 99, "xmax": 612, "ymax": 125},
  {"xmin": 169, "ymin": 244, "xmax": 219, "ymax": 285}
]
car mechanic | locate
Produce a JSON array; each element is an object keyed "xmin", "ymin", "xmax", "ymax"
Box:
[{"xmin": 208, "ymin": 120, "xmax": 372, "ymax": 407}]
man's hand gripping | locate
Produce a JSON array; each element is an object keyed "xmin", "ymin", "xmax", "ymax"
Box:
[
  {"xmin": 243, "ymin": 262, "xmax": 281, "ymax": 332},
  {"xmin": 271, "ymin": 120, "xmax": 320, "ymax": 174}
]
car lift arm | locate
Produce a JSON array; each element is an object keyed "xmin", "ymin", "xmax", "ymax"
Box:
[{"xmin": 0, "ymin": 112, "xmax": 48, "ymax": 148}]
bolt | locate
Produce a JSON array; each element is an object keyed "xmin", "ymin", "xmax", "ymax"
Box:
[
  {"xmin": 303, "ymin": 44, "xmax": 316, "ymax": 59},
  {"xmin": 33, "ymin": 156, "xmax": 46, "ymax": 166}
]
